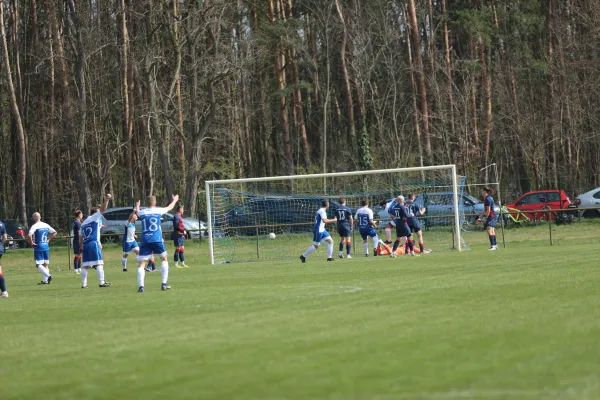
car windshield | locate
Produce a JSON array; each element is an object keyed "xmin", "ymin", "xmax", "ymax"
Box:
[{"xmin": 464, "ymin": 194, "xmax": 481, "ymax": 204}]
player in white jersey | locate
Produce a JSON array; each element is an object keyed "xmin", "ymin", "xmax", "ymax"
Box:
[
  {"xmin": 378, "ymin": 200, "xmax": 396, "ymax": 244},
  {"xmin": 300, "ymin": 200, "xmax": 337, "ymax": 262},
  {"xmin": 28, "ymin": 213, "xmax": 57, "ymax": 285},
  {"xmin": 121, "ymin": 211, "xmax": 139, "ymax": 272},
  {"xmin": 134, "ymin": 194, "xmax": 179, "ymax": 293},
  {"xmin": 355, "ymin": 200, "xmax": 380, "ymax": 257},
  {"xmin": 79, "ymin": 194, "xmax": 112, "ymax": 288}
]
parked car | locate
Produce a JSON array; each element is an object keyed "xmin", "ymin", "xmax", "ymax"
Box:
[
  {"xmin": 575, "ymin": 187, "xmax": 600, "ymax": 218},
  {"xmin": 2, "ymin": 219, "xmax": 30, "ymax": 248},
  {"xmin": 100, "ymin": 207, "xmax": 207, "ymax": 243},
  {"xmin": 3, "ymin": 235, "xmax": 19, "ymax": 250},
  {"xmin": 505, "ymin": 190, "xmax": 576, "ymax": 222},
  {"xmin": 217, "ymin": 197, "xmax": 342, "ymax": 236}
]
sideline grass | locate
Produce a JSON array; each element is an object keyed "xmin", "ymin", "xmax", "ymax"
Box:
[{"xmin": 0, "ymin": 233, "xmax": 599, "ymax": 399}]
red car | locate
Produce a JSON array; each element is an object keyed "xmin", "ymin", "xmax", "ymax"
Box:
[{"xmin": 506, "ymin": 190, "xmax": 574, "ymax": 222}]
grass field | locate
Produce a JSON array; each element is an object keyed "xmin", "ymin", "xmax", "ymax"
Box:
[{"xmin": 1, "ymin": 223, "xmax": 599, "ymax": 400}]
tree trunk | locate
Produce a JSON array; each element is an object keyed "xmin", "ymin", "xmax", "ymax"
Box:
[
  {"xmin": 546, "ymin": 0, "xmax": 558, "ymax": 188},
  {"xmin": 480, "ymin": 40, "xmax": 493, "ymax": 180},
  {"xmin": 441, "ymin": 0, "xmax": 457, "ymax": 163},
  {"xmin": 334, "ymin": 0, "xmax": 356, "ymax": 144},
  {"xmin": 406, "ymin": 19, "xmax": 425, "ymax": 170},
  {"xmin": 120, "ymin": 0, "xmax": 134, "ymax": 201},
  {"xmin": 0, "ymin": 2, "xmax": 27, "ymax": 223}
]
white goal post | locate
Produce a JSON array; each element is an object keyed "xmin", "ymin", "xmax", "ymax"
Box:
[{"xmin": 205, "ymin": 165, "xmax": 465, "ymax": 264}]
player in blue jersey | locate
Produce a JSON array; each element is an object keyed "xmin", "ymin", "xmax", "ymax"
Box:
[
  {"xmin": 355, "ymin": 200, "xmax": 380, "ymax": 257},
  {"xmin": 389, "ymin": 196, "xmax": 418, "ymax": 257},
  {"xmin": 134, "ymin": 194, "xmax": 180, "ymax": 292},
  {"xmin": 79, "ymin": 194, "xmax": 112, "ymax": 288},
  {"xmin": 0, "ymin": 220, "xmax": 9, "ymax": 298},
  {"xmin": 72, "ymin": 210, "xmax": 83, "ymax": 274},
  {"xmin": 121, "ymin": 211, "xmax": 139, "ymax": 272},
  {"xmin": 477, "ymin": 186, "xmax": 498, "ymax": 251},
  {"xmin": 172, "ymin": 205, "xmax": 188, "ymax": 268},
  {"xmin": 405, "ymin": 193, "xmax": 427, "ymax": 254},
  {"xmin": 300, "ymin": 200, "xmax": 337, "ymax": 263},
  {"xmin": 378, "ymin": 200, "xmax": 396, "ymax": 244},
  {"xmin": 28, "ymin": 213, "xmax": 58, "ymax": 284},
  {"xmin": 335, "ymin": 198, "xmax": 354, "ymax": 259}
]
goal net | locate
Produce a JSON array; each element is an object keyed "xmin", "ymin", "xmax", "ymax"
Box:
[{"xmin": 205, "ymin": 165, "xmax": 469, "ymax": 264}]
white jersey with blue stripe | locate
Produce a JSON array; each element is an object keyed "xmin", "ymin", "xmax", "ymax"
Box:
[
  {"xmin": 81, "ymin": 211, "xmax": 103, "ymax": 245},
  {"xmin": 29, "ymin": 222, "xmax": 56, "ymax": 251},
  {"xmin": 138, "ymin": 207, "xmax": 167, "ymax": 243},
  {"xmin": 313, "ymin": 208, "xmax": 328, "ymax": 233},
  {"xmin": 124, "ymin": 222, "xmax": 136, "ymax": 243},
  {"xmin": 355, "ymin": 207, "xmax": 374, "ymax": 230}
]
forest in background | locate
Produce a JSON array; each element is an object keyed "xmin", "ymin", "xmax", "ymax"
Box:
[{"xmin": 1, "ymin": 0, "xmax": 599, "ymax": 226}]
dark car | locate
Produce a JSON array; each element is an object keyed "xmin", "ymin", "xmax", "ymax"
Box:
[
  {"xmin": 217, "ymin": 197, "xmax": 341, "ymax": 236},
  {"xmin": 2, "ymin": 219, "xmax": 30, "ymax": 248}
]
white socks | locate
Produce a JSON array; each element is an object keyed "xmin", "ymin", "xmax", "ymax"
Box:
[
  {"xmin": 161, "ymin": 261, "xmax": 169, "ymax": 284},
  {"xmin": 138, "ymin": 267, "xmax": 145, "ymax": 288},
  {"xmin": 363, "ymin": 243, "xmax": 369, "ymax": 255},
  {"xmin": 385, "ymin": 228, "xmax": 392, "ymax": 242},
  {"xmin": 81, "ymin": 268, "xmax": 88, "ymax": 287},
  {"xmin": 96, "ymin": 265, "xmax": 105, "ymax": 285},
  {"xmin": 38, "ymin": 265, "xmax": 50, "ymax": 282},
  {"xmin": 327, "ymin": 243, "xmax": 333, "ymax": 259},
  {"xmin": 302, "ymin": 245, "xmax": 317, "ymax": 258},
  {"xmin": 373, "ymin": 235, "xmax": 380, "ymax": 250},
  {"xmin": 122, "ymin": 258, "xmax": 127, "ymax": 269}
]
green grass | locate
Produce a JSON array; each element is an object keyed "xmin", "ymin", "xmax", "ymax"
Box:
[{"xmin": 1, "ymin": 225, "xmax": 599, "ymax": 400}]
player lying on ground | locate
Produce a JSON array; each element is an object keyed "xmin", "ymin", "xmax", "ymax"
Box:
[
  {"xmin": 134, "ymin": 194, "xmax": 180, "ymax": 293},
  {"xmin": 355, "ymin": 200, "xmax": 380, "ymax": 257},
  {"xmin": 0, "ymin": 220, "xmax": 8, "ymax": 298},
  {"xmin": 336, "ymin": 197, "xmax": 354, "ymax": 259},
  {"xmin": 29, "ymin": 213, "xmax": 57, "ymax": 285},
  {"xmin": 79, "ymin": 194, "xmax": 112, "ymax": 288},
  {"xmin": 405, "ymin": 193, "xmax": 427, "ymax": 254},
  {"xmin": 300, "ymin": 200, "xmax": 338, "ymax": 263},
  {"xmin": 390, "ymin": 196, "xmax": 418, "ymax": 257},
  {"xmin": 477, "ymin": 186, "xmax": 498, "ymax": 251},
  {"xmin": 122, "ymin": 211, "xmax": 140, "ymax": 272}
]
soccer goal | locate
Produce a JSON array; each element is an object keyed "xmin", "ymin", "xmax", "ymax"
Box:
[{"xmin": 205, "ymin": 165, "xmax": 469, "ymax": 264}]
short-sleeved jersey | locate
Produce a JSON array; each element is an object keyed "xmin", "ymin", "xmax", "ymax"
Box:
[
  {"xmin": 29, "ymin": 222, "xmax": 56, "ymax": 251},
  {"xmin": 336, "ymin": 206, "xmax": 352, "ymax": 228},
  {"xmin": 484, "ymin": 195, "xmax": 495, "ymax": 218},
  {"xmin": 124, "ymin": 222, "xmax": 136, "ymax": 243},
  {"xmin": 355, "ymin": 207, "xmax": 374, "ymax": 230},
  {"xmin": 81, "ymin": 211, "xmax": 103, "ymax": 245},
  {"xmin": 0, "ymin": 220, "xmax": 5, "ymax": 253},
  {"xmin": 73, "ymin": 220, "xmax": 82, "ymax": 240},
  {"xmin": 173, "ymin": 214, "xmax": 185, "ymax": 236},
  {"xmin": 390, "ymin": 203, "xmax": 410, "ymax": 222},
  {"xmin": 138, "ymin": 207, "xmax": 168, "ymax": 243},
  {"xmin": 313, "ymin": 208, "xmax": 328, "ymax": 233},
  {"xmin": 404, "ymin": 201, "xmax": 421, "ymax": 226}
]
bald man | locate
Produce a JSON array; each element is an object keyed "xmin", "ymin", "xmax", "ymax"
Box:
[{"xmin": 28, "ymin": 213, "xmax": 57, "ymax": 284}]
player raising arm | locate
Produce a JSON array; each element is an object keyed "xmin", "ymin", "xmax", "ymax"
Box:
[
  {"xmin": 79, "ymin": 194, "xmax": 112, "ymax": 288},
  {"xmin": 390, "ymin": 196, "xmax": 418, "ymax": 257},
  {"xmin": 300, "ymin": 200, "xmax": 337, "ymax": 263},
  {"xmin": 355, "ymin": 200, "xmax": 380, "ymax": 257},
  {"xmin": 405, "ymin": 193, "xmax": 427, "ymax": 254},
  {"xmin": 336, "ymin": 198, "xmax": 354, "ymax": 259},
  {"xmin": 29, "ymin": 213, "xmax": 58, "ymax": 285},
  {"xmin": 0, "ymin": 219, "xmax": 8, "ymax": 298},
  {"xmin": 477, "ymin": 186, "xmax": 498, "ymax": 251},
  {"xmin": 134, "ymin": 194, "xmax": 179, "ymax": 292},
  {"xmin": 378, "ymin": 199, "xmax": 396, "ymax": 244}
]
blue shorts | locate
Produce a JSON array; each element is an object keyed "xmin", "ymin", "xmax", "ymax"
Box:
[
  {"xmin": 409, "ymin": 223, "xmax": 421, "ymax": 233},
  {"xmin": 82, "ymin": 242, "xmax": 103, "ymax": 267},
  {"xmin": 173, "ymin": 236, "xmax": 185, "ymax": 248},
  {"xmin": 0, "ymin": 244, "xmax": 4, "ymax": 256},
  {"xmin": 34, "ymin": 250, "xmax": 50, "ymax": 265},
  {"xmin": 137, "ymin": 241, "xmax": 167, "ymax": 262},
  {"xmin": 72, "ymin": 239, "xmax": 80, "ymax": 255},
  {"xmin": 312, "ymin": 230, "xmax": 331, "ymax": 245},
  {"xmin": 395, "ymin": 223, "xmax": 412, "ymax": 238},
  {"xmin": 359, "ymin": 227, "xmax": 378, "ymax": 240},
  {"xmin": 122, "ymin": 241, "xmax": 139, "ymax": 254},
  {"xmin": 337, "ymin": 226, "xmax": 351, "ymax": 237},
  {"xmin": 485, "ymin": 216, "xmax": 496, "ymax": 228}
]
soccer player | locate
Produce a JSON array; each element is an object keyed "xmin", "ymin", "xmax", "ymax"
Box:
[
  {"xmin": 389, "ymin": 196, "xmax": 417, "ymax": 257},
  {"xmin": 73, "ymin": 210, "xmax": 83, "ymax": 274},
  {"xmin": 378, "ymin": 200, "xmax": 396, "ymax": 244},
  {"xmin": 0, "ymin": 219, "xmax": 8, "ymax": 298},
  {"xmin": 145, "ymin": 255, "xmax": 157, "ymax": 272},
  {"xmin": 478, "ymin": 186, "xmax": 498, "ymax": 251},
  {"xmin": 172, "ymin": 205, "xmax": 188, "ymax": 268},
  {"xmin": 121, "ymin": 211, "xmax": 139, "ymax": 272},
  {"xmin": 79, "ymin": 194, "xmax": 112, "ymax": 288},
  {"xmin": 336, "ymin": 198, "xmax": 353, "ymax": 258},
  {"xmin": 134, "ymin": 194, "xmax": 180, "ymax": 292},
  {"xmin": 300, "ymin": 200, "xmax": 337, "ymax": 263},
  {"xmin": 29, "ymin": 213, "xmax": 57, "ymax": 284},
  {"xmin": 405, "ymin": 193, "xmax": 427, "ymax": 254},
  {"xmin": 355, "ymin": 200, "xmax": 380, "ymax": 257}
]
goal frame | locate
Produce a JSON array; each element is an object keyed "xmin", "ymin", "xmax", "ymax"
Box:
[{"xmin": 205, "ymin": 164, "xmax": 462, "ymax": 264}]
